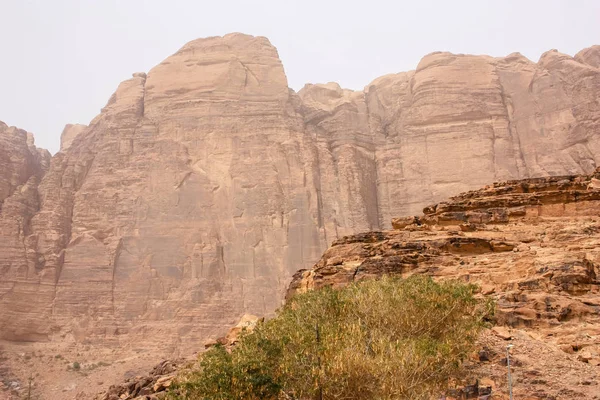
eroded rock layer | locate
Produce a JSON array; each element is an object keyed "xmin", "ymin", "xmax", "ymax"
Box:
[
  {"xmin": 288, "ymin": 169, "xmax": 600, "ymax": 398},
  {"xmin": 1, "ymin": 34, "xmax": 599, "ymax": 352},
  {"xmin": 0, "ymin": 122, "xmax": 51, "ymax": 342}
]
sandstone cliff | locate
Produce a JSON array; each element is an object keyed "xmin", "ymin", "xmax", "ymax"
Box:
[
  {"xmin": 1, "ymin": 34, "xmax": 599, "ymax": 354},
  {"xmin": 288, "ymin": 169, "xmax": 600, "ymax": 399},
  {"xmin": 60, "ymin": 124, "xmax": 88, "ymax": 152},
  {"xmin": 88, "ymin": 169, "xmax": 600, "ymax": 400},
  {"xmin": 0, "ymin": 122, "xmax": 51, "ymax": 342}
]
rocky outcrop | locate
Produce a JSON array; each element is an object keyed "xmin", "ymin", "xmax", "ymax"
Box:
[
  {"xmin": 0, "ymin": 121, "xmax": 50, "ymax": 207},
  {"xmin": 60, "ymin": 124, "xmax": 87, "ymax": 152},
  {"xmin": 0, "ymin": 122, "xmax": 51, "ymax": 342},
  {"xmin": 1, "ymin": 34, "xmax": 599, "ymax": 354},
  {"xmin": 94, "ymin": 359, "xmax": 180, "ymax": 400},
  {"xmin": 94, "ymin": 314, "xmax": 261, "ymax": 400},
  {"xmin": 288, "ymin": 169, "xmax": 600, "ymax": 399},
  {"xmin": 92, "ymin": 170, "xmax": 600, "ymax": 400}
]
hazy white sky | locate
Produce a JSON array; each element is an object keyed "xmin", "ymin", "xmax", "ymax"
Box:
[{"xmin": 1, "ymin": 0, "xmax": 599, "ymax": 153}]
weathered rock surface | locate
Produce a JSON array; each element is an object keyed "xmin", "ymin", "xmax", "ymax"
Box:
[
  {"xmin": 94, "ymin": 359, "xmax": 180, "ymax": 400},
  {"xmin": 0, "ymin": 121, "xmax": 50, "ymax": 207},
  {"xmin": 288, "ymin": 169, "xmax": 600, "ymax": 398},
  {"xmin": 59, "ymin": 124, "xmax": 88, "ymax": 152},
  {"xmin": 93, "ymin": 313, "xmax": 261, "ymax": 400},
  {"xmin": 0, "ymin": 122, "xmax": 51, "ymax": 342},
  {"xmin": 1, "ymin": 34, "xmax": 600, "ymax": 358}
]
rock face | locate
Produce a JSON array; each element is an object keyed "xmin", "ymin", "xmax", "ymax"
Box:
[
  {"xmin": 60, "ymin": 124, "xmax": 88, "ymax": 152},
  {"xmin": 95, "ymin": 359, "xmax": 181, "ymax": 400},
  {"xmin": 0, "ymin": 122, "xmax": 51, "ymax": 342},
  {"xmin": 94, "ymin": 314, "xmax": 261, "ymax": 400},
  {"xmin": 1, "ymin": 34, "xmax": 600, "ymax": 353},
  {"xmin": 0, "ymin": 122, "xmax": 50, "ymax": 207},
  {"xmin": 288, "ymin": 169, "xmax": 600, "ymax": 398}
]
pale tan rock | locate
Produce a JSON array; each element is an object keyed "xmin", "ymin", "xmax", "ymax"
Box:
[
  {"xmin": 0, "ymin": 121, "xmax": 49, "ymax": 205},
  {"xmin": 1, "ymin": 35, "xmax": 600, "ymax": 361},
  {"xmin": 60, "ymin": 123, "xmax": 87, "ymax": 151},
  {"xmin": 575, "ymin": 45, "xmax": 600, "ymax": 68},
  {"xmin": 492, "ymin": 326, "xmax": 513, "ymax": 341},
  {"xmin": 288, "ymin": 170, "xmax": 600, "ymax": 399},
  {"xmin": 0, "ymin": 122, "xmax": 51, "ymax": 342},
  {"xmin": 152, "ymin": 375, "xmax": 174, "ymax": 392},
  {"xmin": 0, "ymin": 34, "xmax": 325, "ymax": 350},
  {"xmin": 225, "ymin": 314, "xmax": 262, "ymax": 344}
]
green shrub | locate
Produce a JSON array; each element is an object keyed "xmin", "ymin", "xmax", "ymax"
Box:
[
  {"xmin": 168, "ymin": 275, "xmax": 492, "ymax": 400},
  {"xmin": 72, "ymin": 361, "xmax": 80, "ymax": 371}
]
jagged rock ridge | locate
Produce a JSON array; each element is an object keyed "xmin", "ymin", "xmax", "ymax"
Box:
[{"xmin": 1, "ymin": 34, "xmax": 599, "ymax": 352}]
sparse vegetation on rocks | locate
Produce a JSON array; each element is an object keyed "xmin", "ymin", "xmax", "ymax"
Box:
[{"xmin": 168, "ymin": 276, "xmax": 491, "ymax": 399}]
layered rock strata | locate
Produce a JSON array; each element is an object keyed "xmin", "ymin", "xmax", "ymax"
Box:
[
  {"xmin": 0, "ymin": 122, "xmax": 51, "ymax": 342},
  {"xmin": 288, "ymin": 169, "xmax": 600, "ymax": 398},
  {"xmin": 1, "ymin": 34, "xmax": 600, "ymax": 352}
]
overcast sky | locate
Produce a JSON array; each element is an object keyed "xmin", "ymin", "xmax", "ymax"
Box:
[{"xmin": 1, "ymin": 0, "xmax": 599, "ymax": 154}]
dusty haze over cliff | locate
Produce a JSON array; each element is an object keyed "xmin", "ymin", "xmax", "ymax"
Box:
[{"xmin": 1, "ymin": 34, "xmax": 599, "ymax": 354}]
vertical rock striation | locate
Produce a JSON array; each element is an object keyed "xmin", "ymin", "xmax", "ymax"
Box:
[
  {"xmin": 0, "ymin": 122, "xmax": 51, "ymax": 341},
  {"xmin": 1, "ymin": 34, "xmax": 599, "ymax": 352}
]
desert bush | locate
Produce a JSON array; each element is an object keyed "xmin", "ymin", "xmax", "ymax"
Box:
[{"xmin": 168, "ymin": 275, "xmax": 492, "ymax": 400}]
